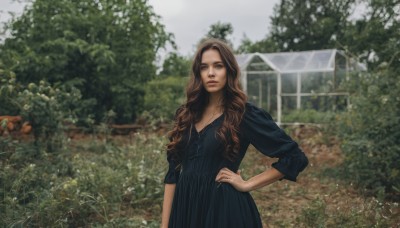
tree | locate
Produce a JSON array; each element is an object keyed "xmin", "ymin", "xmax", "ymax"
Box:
[
  {"xmin": 343, "ymin": 0, "xmax": 400, "ymax": 70},
  {"xmin": 270, "ymin": 0, "xmax": 356, "ymax": 51},
  {"xmin": 159, "ymin": 52, "xmax": 191, "ymax": 77},
  {"xmin": 236, "ymin": 35, "xmax": 278, "ymax": 54},
  {"xmin": 0, "ymin": 0, "xmax": 172, "ymax": 123},
  {"xmin": 199, "ymin": 21, "xmax": 234, "ymax": 47}
]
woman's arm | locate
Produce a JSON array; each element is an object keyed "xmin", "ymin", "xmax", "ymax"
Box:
[
  {"xmin": 215, "ymin": 167, "xmax": 284, "ymax": 192},
  {"xmin": 161, "ymin": 183, "xmax": 176, "ymax": 228}
]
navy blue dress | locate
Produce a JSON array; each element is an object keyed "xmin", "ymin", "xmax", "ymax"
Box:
[{"xmin": 164, "ymin": 102, "xmax": 308, "ymax": 228}]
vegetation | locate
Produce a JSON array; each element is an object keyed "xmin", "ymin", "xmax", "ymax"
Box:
[
  {"xmin": 0, "ymin": 0, "xmax": 399, "ymax": 226},
  {"xmin": 1, "ymin": 132, "xmax": 165, "ymax": 227},
  {"xmin": 0, "ymin": 0, "xmax": 172, "ymax": 123},
  {"xmin": 143, "ymin": 76, "xmax": 188, "ymax": 124},
  {"xmin": 282, "ymin": 109, "xmax": 337, "ymax": 124},
  {"xmin": 159, "ymin": 53, "xmax": 191, "ymax": 78},
  {"xmin": 1, "ymin": 129, "xmax": 398, "ymax": 227},
  {"xmin": 269, "ymin": 0, "xmax": 356, "ymax": 51},
  {"xmin": 338, "ymin": 67, "xmax": 400, "ymax": 199}
]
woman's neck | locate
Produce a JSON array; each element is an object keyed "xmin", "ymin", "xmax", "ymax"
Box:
[{"xmin": 208, "ymin": 92, "xmax": 223, "ymax": 108}]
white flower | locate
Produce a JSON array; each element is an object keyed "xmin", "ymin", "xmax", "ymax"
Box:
[
  {"xmin": 23, "ymin": 104, "xmax": 31, "ymax": 111},
  {"xmin": 41, "ymin": 94, "xmax": 50, "ymax": 101}
]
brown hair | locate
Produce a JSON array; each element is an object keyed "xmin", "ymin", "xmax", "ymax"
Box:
[{"xmin": 167, "ymin": 38, "xmax": 247, "ymax": 163}]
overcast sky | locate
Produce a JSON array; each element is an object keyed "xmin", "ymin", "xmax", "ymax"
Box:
[
  {"xmin": 1, "ymin": 0, "xmax": 280, "ymax": 55},
  {"xmin": 148, "ymin": 0, "xmax": 280, "ymax": 55}
]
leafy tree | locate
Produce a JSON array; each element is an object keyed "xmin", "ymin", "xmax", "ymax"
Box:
[
  {"xmin": 159, "ymin": 52, "xmax": 191, "ymax": 77},
  {"xmin": 0, "ymin": 0, "xmax": 172, "ymax": 123},
  {"xmin": 199, "ymin": 21, "xmax": 234, "ymax": 47},
  {"xmin": 0, "ymin": 62, "xmax": 20, "ymax": 115},
  {"xmin": 338, "ymin": 0, "xmax": 400, "ymax": 198},
  {"xmin": 270, "ymin": 0, "xmax": 356, "ymax": 51},
  {"xmin": 343, "ymin": 0, "xmax": 400, "ymax": 70},
  {"xmin": 236, "ymin": 35, "xmax": 278, "ymax": 54},
  {"xmin": 143, "ymin": 76, "xmax": 188, "ymax": 123}
]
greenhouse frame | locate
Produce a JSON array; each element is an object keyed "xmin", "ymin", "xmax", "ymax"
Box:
[{"xmin": 236, "ymin": 49, "xmax": 366, "ymax": 124}]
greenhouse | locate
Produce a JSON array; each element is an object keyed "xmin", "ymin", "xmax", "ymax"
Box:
[{"xmin": 236, "ymin": 49, "xmax": 366, "ymax": 124}]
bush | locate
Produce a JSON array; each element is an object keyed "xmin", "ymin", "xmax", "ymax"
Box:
[
  {"xmin": 0, "ymin": 67, "xmax": 20, "ymax": 115},
  {"xmin": 142, "ymin": 76, "xmax": 188, "ymax": 124},
  {"xmin": 17, "ymin": 80, "xmax": 81, "ymax": 152},
  {"xmin": 282, "ymin": 109, "xmax": 337, "ymax": 124},
  {"xmin": 0, "ymin": 133, "xmax": 167, "ymax": 227},
  {"xmin": 338, "ymin": 68, "xmax": 400, "ymax": 199}
]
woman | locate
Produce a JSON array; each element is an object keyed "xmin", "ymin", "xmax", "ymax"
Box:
[{"xmin": 161, "ymin": 38, "xmax": 308, "ymax": 228}]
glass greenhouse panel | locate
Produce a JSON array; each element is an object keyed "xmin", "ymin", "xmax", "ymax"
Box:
[
  {"xmin": 282, "ymin": 73, "xmax": 297, "ymax": 93},
  {"xmin": 301, "ymin": 95, "xmax": 348, "ymax": 111},
  {"xmin": 306, "ymin": 50, "xmax": 334, "ymax": 70},
  {"xmin": 285, "ymin": 52, "xmax": 312, "ymax": 71},
  {"xmin": 247, "ymin": 59, "xmax": 274, "ymax": 72},
  {"xmin": 334, "ymin": 54, "xmax": 348, "ymax": 92},
  {"xmin": 282, "ymin": 96, "xmax": 297, "ymax": 113},
  {"xmin": 268, "ymin": 54, "xmax": 287, "ymax": 70},
  {"xmin": 335, "ymin": 69, "xmax": 347, "ymax": 92},
  {"xmin": 301, "ymin": 72, "xmax": 334, "ymax": 93},
  {"xmin": 236, "ymin": 54, "xmax": 252, "ymax": 69},
  {"xmin": 247, "ymin": 73, "xmax": 277, "ymax": 117}
]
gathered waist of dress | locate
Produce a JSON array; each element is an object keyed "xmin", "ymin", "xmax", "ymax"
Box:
[{"xmin": 179, "ymin": 170, "xmax": 218, "ymax": 180}]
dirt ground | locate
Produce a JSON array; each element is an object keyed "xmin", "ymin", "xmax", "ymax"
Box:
[{"xmin": 244, "ymin": 125, "xmax": 400, "ymax": 227}]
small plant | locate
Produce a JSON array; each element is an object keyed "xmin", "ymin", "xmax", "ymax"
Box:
[
  {"xmin": 297, "ymin": 198, "xmax": 327, "ymax": 227},
  {"xmin": 17, "ymin": 80, "xmax": 81, "ymax": 152}
]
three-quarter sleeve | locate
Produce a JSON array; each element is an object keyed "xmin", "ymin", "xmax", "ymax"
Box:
[
  {"xmin": 241, "ymin": 103, "xmax": 308, "ymax": 182},
  {"xmin": 164, "ymin": 152, "xmax": 180, "ymax": 184}
]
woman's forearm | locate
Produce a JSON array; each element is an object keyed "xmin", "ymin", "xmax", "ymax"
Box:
[
  {"xmin": 245, "ymin": 167, "xmax": 284, "ymax": 191},
  {"xmin": 161, "ymin": 184, "xmax": 176, "ymax": 228}
]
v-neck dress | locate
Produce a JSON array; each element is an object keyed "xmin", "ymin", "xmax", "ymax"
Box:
[{"xmin": 164, "ymin": 102, "xmax": 309, "ymax": 228}]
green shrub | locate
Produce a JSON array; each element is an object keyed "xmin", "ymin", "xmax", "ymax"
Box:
[
  {"xmin": 17, "ymin": 80, "xmax": 81, "ymax": 152},
  {"xmin": 0, "ymin": 67, "xmax": 20, "ymax": 115},
  {"xmin": 297, "ymin": 198, "xmax": 327, "ymax": 228},
  {"xmin": 142, "ymin": 76, "xmax": 188, "ymax": 124},
  {"xmin": 282, "ymin": 109, "xmax": 337, "ymax": 124},
  {"xmin": 0, "ymin": 133, "xmax": 166, "ymax": 227},
  {"xmin": 338, "ymin": 68, "xmax": 400, "ymax": 198}
]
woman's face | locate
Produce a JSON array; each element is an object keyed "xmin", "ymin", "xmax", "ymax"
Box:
[{"xmin": 200, "ymin": 49, "xmax": 227, "ymax": 95}]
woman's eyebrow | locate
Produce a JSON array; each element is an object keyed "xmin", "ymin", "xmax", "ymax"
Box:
[{"xmin": 201, "ymin": 61, "xmax": 224, "ymax": 65}]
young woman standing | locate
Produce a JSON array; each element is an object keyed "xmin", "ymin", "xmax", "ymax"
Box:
[{"xmin": 161, "ymin": 39, "xmax": 308, "ymax": 228}]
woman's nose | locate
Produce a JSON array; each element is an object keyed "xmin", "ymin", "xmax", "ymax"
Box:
[{"xmin": 208, "ymin": 67, "xmax": 215, "ymax": 77}]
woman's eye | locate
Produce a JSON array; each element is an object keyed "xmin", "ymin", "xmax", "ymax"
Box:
[
  {"xmin": 215, "ymin": 64, "xmax": 224, "ymax": 69},
  {"xmin": 200, "ymin": 65, "xmax": 208, "ymax": 71}
]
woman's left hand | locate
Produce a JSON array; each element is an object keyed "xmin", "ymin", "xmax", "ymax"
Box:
[{"xmin": 215, "ymin": 167, "xmax": 250, "ymax": 192}]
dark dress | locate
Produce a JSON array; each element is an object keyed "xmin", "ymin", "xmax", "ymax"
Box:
[{"xmin": 164, "ymin": 102, "xmax": 308, "ymax": 228}]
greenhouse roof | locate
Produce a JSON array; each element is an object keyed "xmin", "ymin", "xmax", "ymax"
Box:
[{"xmin": 236, "ymin": 49, "xmax": 366, "ymax": 73}]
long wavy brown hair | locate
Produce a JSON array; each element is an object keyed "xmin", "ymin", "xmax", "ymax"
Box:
[{"xmin": 167, "ymin": 38, "xmax": 247, "ymax": 163}]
